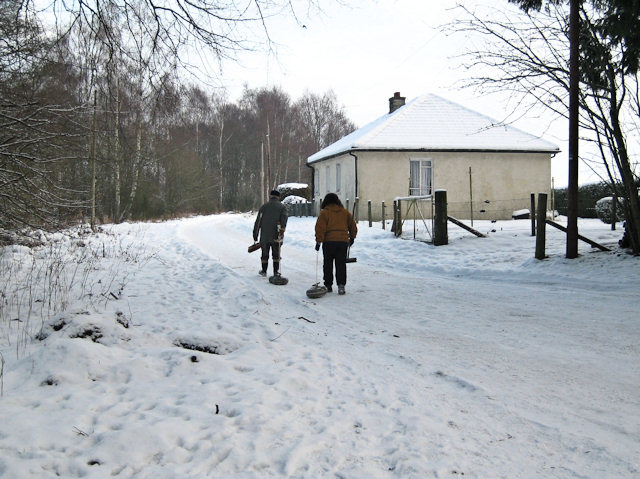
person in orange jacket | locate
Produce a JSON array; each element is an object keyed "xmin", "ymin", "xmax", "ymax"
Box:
[{"xmin": 314, "ymin": 193, "xmax": 357, "ymax": 295}]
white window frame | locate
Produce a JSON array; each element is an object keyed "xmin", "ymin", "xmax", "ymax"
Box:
[
  {"xmin": 409, "ymin": 159, "xmax": 433, "ymax": 196},
  {"xmin": 325, "ymin": 165, "xmax": 331, "ymax": 193}
]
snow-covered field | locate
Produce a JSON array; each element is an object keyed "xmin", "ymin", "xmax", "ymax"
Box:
[{"xmin": 0, "ymin": 214, "xmax": 638, "ymax": 478}]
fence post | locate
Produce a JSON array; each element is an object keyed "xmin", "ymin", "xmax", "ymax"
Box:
[
  {"xmin": 469, "ymin": 167, "xmax": 474, "ymax": 227},
  {"xmin": 392, "ymin": 200, "xmax": 402, "ymax": 237},
  {"xmin": 535, "ymin": 193, "xmax": 547, "ymax": 260},
  {"xmin": 530, "ymin": 193, "xmax": 536, "ymax": 237},
  {"xmin": 381, "ymin": 201, "xmax": 386, "ymax": 230},
  {"xmin": 434, "ymin": 190, "xmax": 448, "ymax": 246},
  {"xmin": 397, "ymin": 199, "xmax": 402, "ymax": 237},
  {"xmin": 346, "ymin": 198, "xmax": 350, "ymax": 214},
  {"xmin": 392, "ymin": 201, "xmax": 398, "ymax": 235},
  {"xmin": 368, "ymin": 200, "xmax": 372, "ymax": 227}
]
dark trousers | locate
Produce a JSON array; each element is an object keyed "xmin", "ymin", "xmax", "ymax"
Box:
[
  {"xmin": 261, "ymin": 242, "xmax": 280, "ymax": 274},
  {"xmin": 322, "ymin": 241, "xmax": 348, "ymax": 287}
]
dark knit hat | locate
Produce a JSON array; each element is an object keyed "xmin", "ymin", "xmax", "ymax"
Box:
[{"xmin": 270, "ymin": 190, "xmax": 280, "ymax": 197}]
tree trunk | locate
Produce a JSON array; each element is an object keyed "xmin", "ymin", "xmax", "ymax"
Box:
[
  {"xmin": 120, "ymin": 109, "xmax": 142, "ymax": 222},
  {"xmin": 218, "ymin": 118, "xmax": 224, "ymax": 210},
  {"xmin": 609, "ymin": 81, "xmax": 640, "ymax": 253},
  {"xmin": 90, "ymin": 90, "xmax": 97, "ymax": 231},
  {"xmin": 114, "ymin": 75, "xmax": 121, "ymax": 223}
]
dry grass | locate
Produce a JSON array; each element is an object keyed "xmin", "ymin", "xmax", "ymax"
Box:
[{"xmin": 0, "ymin": 225, "xmax": 152, "ymax": 360}]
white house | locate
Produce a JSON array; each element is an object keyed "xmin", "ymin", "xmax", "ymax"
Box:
[{"xmin": 307, "ymin": 93, "xmax": 560, "ymax": 220}]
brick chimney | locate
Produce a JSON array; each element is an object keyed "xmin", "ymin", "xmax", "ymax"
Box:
[{"xmin": 388, "ymin": 91, "xmax": 406, "ymax": 113}]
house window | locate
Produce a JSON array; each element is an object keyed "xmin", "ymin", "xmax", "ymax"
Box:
[
  {"xmin": 325, "ymin": 165, "xmax": 330, "ymax": 193},
  {"xmin": 409, "ymin": 159, "xmax": 432, "ymax": 196},
  {"xmin": 336, "ymin": 163, "xmax": 341, "ymax": 192}
]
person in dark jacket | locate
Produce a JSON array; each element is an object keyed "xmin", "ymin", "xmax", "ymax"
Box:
[
  {"xmin": 315, "ymin": 193, "xmax": 357, "ymax": 295},
  {"xmin": 254, "ymin": 190, "xmax": 288, "ymax": 277}
]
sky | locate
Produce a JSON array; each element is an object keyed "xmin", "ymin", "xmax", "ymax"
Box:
[
  {"xmin": 215, "ymin": 0, "xmax": 593, "ymax": 187},
  {"xmin": 1, "ymin": 213, "xmax": 638, "ymax": 476}
]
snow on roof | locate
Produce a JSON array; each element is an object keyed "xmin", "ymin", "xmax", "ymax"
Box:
[
  {"xmin": 307, "ymin": 94, "xmax": 560, "ymax": 163},
  {"xmin": 277, "ymin": 183, "xmax": 308, "ymax": 190}
]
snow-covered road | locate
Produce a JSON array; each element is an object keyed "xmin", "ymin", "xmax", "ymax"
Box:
[
  {"xmin": 0, "ymin": 214, "xmax": 638, "ymax": 477},
  {"xmin": 176, "ymin": 214, "xmax": 640, "ymax": 477}
]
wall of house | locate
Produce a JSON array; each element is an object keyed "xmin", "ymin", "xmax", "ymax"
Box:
[
  {"xmin": 434, "ymin": 151, "xmax": 551, "ymax": 220},
  {"xmin": 342, "ymin": 151, "xmax": 552, "ymax": 220},
  {"xmin": 311, "ymin": 154, "xmax": 357, "ymax": 212}
]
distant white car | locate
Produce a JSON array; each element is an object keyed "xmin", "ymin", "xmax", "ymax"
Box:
[{"xmin": 282, "ymin": 195, "xmax": 307, "ymax": 205}]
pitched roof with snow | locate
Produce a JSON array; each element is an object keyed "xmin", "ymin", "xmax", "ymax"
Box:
[{"xmin": 307, "ymin": 94, "xmax": 560, "ymax": 163}]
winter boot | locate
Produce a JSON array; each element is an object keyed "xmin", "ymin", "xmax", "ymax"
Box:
[
  {"xmin": 260, "ymin": 259, "xmax": 268, "ymax": 276},
  {"xmin": 338, "ymin": 284, "xmax": 345, "ymax": 295}
]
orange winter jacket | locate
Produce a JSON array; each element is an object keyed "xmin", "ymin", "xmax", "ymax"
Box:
[{"xmin": 315, "ymin": 204, "xmax": 358, "ymax": 244}]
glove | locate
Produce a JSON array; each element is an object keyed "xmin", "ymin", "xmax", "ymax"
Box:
[
  {"xmin": 253, "ymin": 236, "xmax": 258, "ymax": 242},
  {"xmin": 349, "ymin": 238, "xmax": 354, "ymax": 246},
  {"xmin": 315, "ymin": 243, "xmax": 320, "ymax": 251}
]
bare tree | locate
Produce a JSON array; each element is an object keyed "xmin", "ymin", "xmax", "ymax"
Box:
[
  {"xmin": 448, "ymin": 3, "xmax": 640, "ymax": 253},
  {"xmin": 212, "ymin": 97, "xmax": 235, "ymax": 210},
  {"xmin": 4, "ymin": 1, "xmax": 359, "ymax": 229},
  {"xmin": 1, "ymin": 1, "xmax": 88, "ymax": 241},
  {"xmin": 293, "ymin": 90, "xmax": 355, "ymax": 185},
  {"xmin": 26, "ymin": 0, "xmax": 323, "ymax": 73},
  {"xmin": 294, "ymin": 89, "xmax": 355, "ymax": 153},
  {"xmin": 5, "ymin": 0, "xmax": 330, "ymax": 227},
  {"xmin": 240, "ymin": 86, "xmax": 293, "ymax": 191}
]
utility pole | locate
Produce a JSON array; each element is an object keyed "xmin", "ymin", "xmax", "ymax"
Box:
[
  {"xmin": 566, "ymin": 0, "xmax": 580, "ymax": 258},
  {"xmin": 266, "ymin": 120, "xmax": 272, "ymax": 191},
  {"xmin": 261, "ymin": 142, "xmax": 265, "ymax": 202}
]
